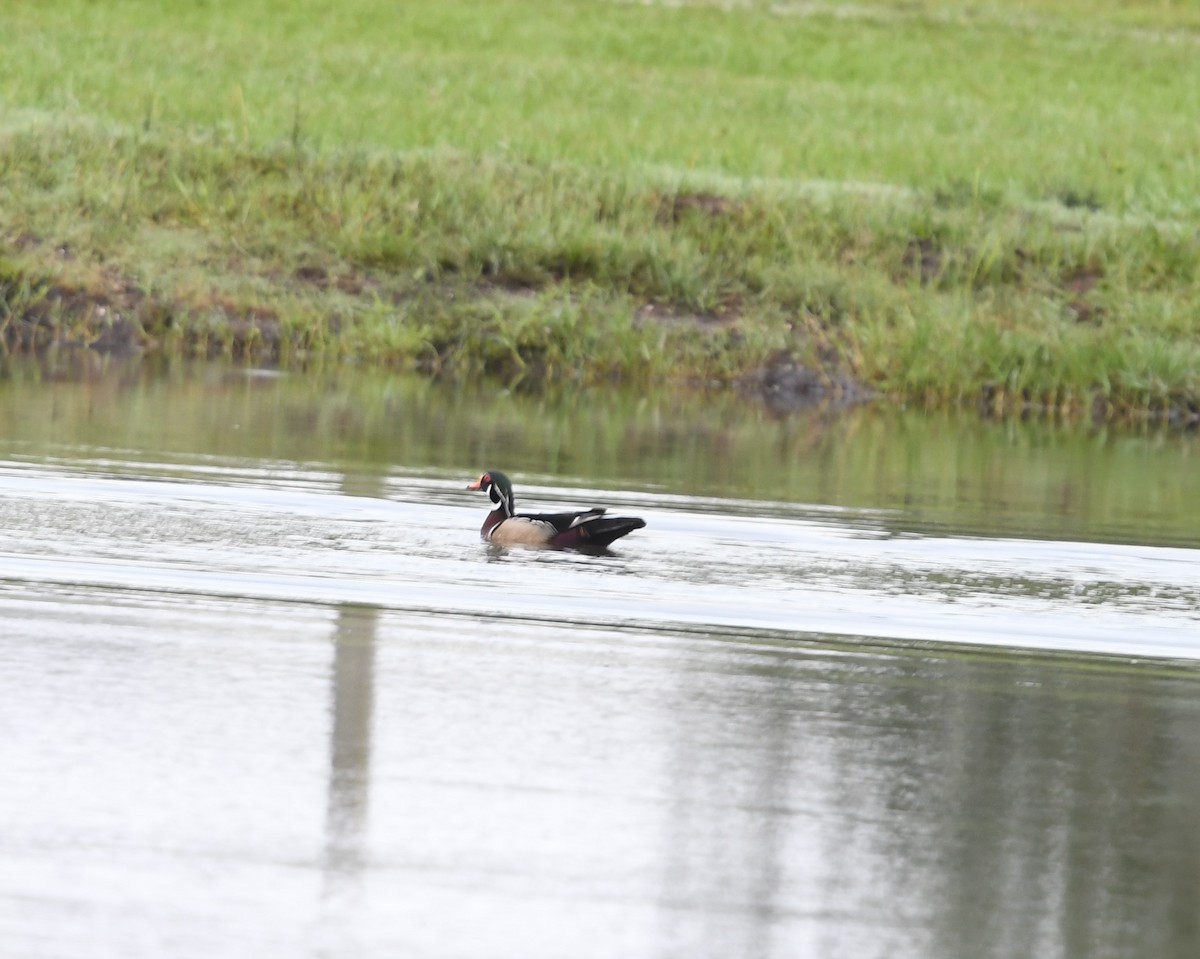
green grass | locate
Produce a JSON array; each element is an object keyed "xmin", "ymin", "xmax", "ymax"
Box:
[{"xmin": 2, "ymin": 0, "xmax": 1199, "ymax": 416}]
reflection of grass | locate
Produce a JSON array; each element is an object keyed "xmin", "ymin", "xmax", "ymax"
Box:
[
  {"xmin": 3, "ymin": 356, "xmax": 1197, "ymax": 546},
  {"xmin": 2, "ymin": 0, "xmax": 1198, "ymax": 416}
]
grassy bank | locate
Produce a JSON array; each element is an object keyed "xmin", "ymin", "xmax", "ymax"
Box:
[{"xmin": 2, "ymin": 0, "xmax": 1198, "ymax": 417}]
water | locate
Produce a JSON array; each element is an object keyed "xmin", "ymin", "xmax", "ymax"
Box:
[{"xmin": 1, "ymin": 355, "xmax": 1198, "ymax": 959}]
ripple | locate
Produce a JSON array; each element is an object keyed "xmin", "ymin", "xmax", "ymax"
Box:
[{"xmin": 0, "ymin": 461, "xmax": 1196, "ymax": 661}]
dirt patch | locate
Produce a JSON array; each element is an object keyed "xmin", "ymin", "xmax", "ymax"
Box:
[
  {"xmin": 633, "ymin": 299, "xmax": 741, "ymax": 329},
  {"xmin": 2, "ymin": 270, "xmax": 150, "ymax": 355},
  {"xmin": 1, "ymin": 269, "xmax": 280, "ymax": 360},
  {"xmin": 739, "ymin": 350, "xmax": 875, "ymax": 413},
  {"xmin": 657, "ymin": 190, "xmax": 742, "ymax": 225},
  {"xmin": 291, "ymin": 263, "xmax": 381, "ymax": 297},
  {"xmin": 902, "ymin": 237, "xmax": 943, "ymax": 284},
  {"xmin": 1062, "ymin": 266, "xmax": 1104, "ymax": 324}
]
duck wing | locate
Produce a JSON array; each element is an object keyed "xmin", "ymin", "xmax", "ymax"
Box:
[
  {"xmin": 518, "ymin": 507, "xmax": 607, "ymax": 535},
  {"xmin": 520, "ymin": 507, "xmax": 645, "ymax": 549}
]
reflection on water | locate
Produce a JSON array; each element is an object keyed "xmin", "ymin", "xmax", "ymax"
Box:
[
  {"xmin": 3, "ymin": 589, "xmax": 1198, "ymax": 959},
  {"xmin": 643, "ymin": 639, "xmax": 1200, "ymax": 959},
  {"xmin": 324, "ymin": 471, "xmax": 386, "ymax": 894},
  {"xmin": 1, "ymin": 354, "xmax": 1196, "ymax": 547},
  {"xmin": 1, "ymin": 355, "xmax": 1198, "ymax": 959},
  {"xmin": 324, "ymin": 604, "xmax": 378, "ymax": 891}
]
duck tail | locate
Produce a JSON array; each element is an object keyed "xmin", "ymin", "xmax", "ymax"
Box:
[{"xmin": 576, "ymin": 516, "xmax": 646, "ymax": 549}]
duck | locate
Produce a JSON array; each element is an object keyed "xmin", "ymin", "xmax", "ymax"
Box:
[{"xmin": 466, "ymin": 470, "xmax": 646, "ymax": 549}]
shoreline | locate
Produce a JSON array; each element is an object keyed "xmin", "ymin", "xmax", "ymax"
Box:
[{"xmin": 3, "ymin": 126, "xmax": 1196, "ymax": 424}]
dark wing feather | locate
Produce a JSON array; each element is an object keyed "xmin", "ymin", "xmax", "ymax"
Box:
[
  {"xmin": 518, "ymin": 507, "xmax": 607, "ymax": 535},
  {"xmin": 553, "ymin": 515, "xmax": 646, "ymax": 549}
]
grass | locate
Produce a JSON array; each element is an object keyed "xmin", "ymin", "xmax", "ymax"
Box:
[{"xmin": 1, "ymin": 0, "xmax": 1199, "ymax": 417}]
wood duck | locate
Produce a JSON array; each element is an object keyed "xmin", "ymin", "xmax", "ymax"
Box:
[{"xmin": 467, "ymin": 470, "xmax": 646, "ymax": 549}]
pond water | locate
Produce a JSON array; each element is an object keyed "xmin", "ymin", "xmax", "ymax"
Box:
[{"xmin": 1, "ymin": 353, "xmax": 1198, "ymax": 959}]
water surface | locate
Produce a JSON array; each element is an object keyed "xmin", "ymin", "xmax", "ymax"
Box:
[{"xmin": 1, "ymin": 357, "xmax": 1197, "ymax": 959}]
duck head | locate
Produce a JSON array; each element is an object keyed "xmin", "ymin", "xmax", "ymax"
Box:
[{"xmin": 467, "ymin": 470, "xmax": 515, "ymax": 517}]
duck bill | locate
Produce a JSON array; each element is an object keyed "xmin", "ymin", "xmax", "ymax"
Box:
[{"xmin": 466, "ymin": 478, "xmax": 483, "ymax": 490}]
